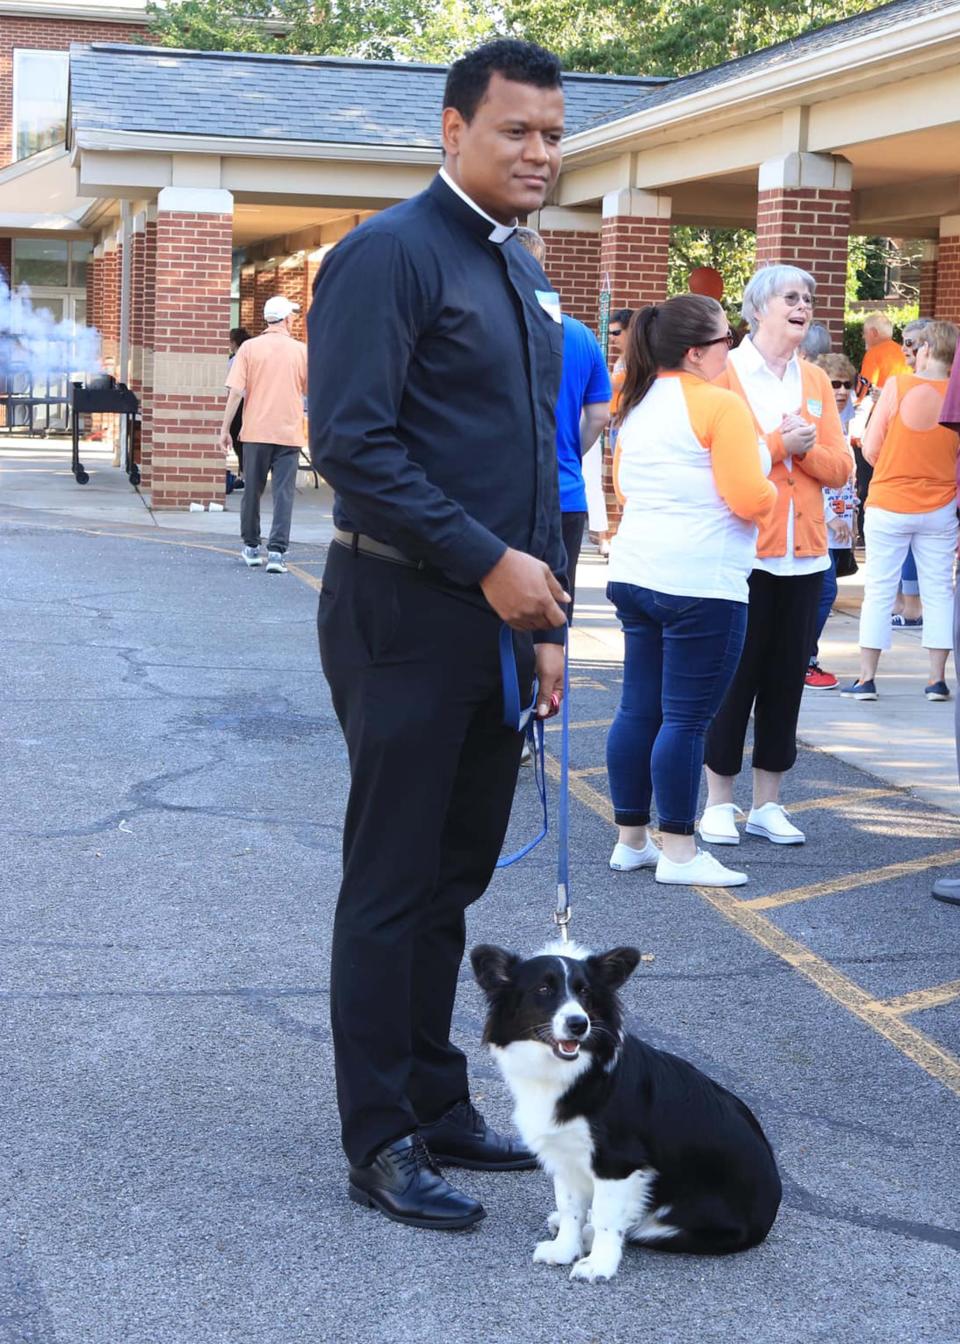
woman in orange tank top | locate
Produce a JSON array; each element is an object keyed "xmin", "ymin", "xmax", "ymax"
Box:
[{"xmin": 843, "ymin": 321, "xmax": 959, "ymax": 701}]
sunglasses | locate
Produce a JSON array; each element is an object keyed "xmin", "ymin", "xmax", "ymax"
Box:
[
  {"xmin": 831, "ymin": 380, "xmax": 853, "ymax": 390},
  {"xmin": 609, "ymin": 328, "xmax": 623, "ymax": 337},
  {"xmin": 701, "ymin": 330, "xmax": 736, "ymax": 349},
  {"xmin": 778, "ymin": 291, "xmax": 814, "ymax": 308}
]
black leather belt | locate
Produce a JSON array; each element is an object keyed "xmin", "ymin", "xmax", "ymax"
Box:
[{"xmin": 332, "ymin": 527, "xmax": 424, "ymax": 569}]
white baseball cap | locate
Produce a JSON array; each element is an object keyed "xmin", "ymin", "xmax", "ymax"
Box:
[{"xmin": 263, "ymin": 295, "xmax": 300, "ymax": 323}]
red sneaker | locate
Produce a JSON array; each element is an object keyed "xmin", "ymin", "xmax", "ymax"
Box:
[{"xmin": 805, "ymin": 662, "xmax": 838, "ymax": 690}]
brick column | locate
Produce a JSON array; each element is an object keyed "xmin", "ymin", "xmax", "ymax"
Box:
[
  {"xmin": 239, "ymin": 265, "xmax": 256, "ymax": 329},
  {"xmin": 127, "ymin": 212, "xmax": 146, "ymax": 480},
  {"xmin": 278, "ymin": 253, "xmax": 308, "ymax": 341},
  {"xmin": 138, "ymin": 208, "xmax": 157, "ymax": 487},
  {"xmin": 532, "ymin": 207, "xmax": 602, "ymax": 329},
  {"xmin": 254, "ymin": 263, "xmax": 278, "ymax": 329},
  {"xmin": 149, "ymin": 187, "xmax": 233, "ymax": 510},
  {"xmin": 597, "ymin": 189, "xmax": 671, "ymax": 533},
  {"xmin": 600, "ymin": 188, "xmax": 671, "ymax": 312},
  {"xmin": 934, "ymin": 218, "xmax": 960, "ymax": 323},
  {"xmin": 918, "ymin": 241, "xmax": 938, "ymax": 316},
  {"xmin": 756, "ymin": 153, "xmax": 852, "ymax": 345},
  {"xmin": 100, "ymin": 236, "xmax": 121, "ymax": 375}
]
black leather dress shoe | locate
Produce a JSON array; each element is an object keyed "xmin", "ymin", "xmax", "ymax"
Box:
[
  {"xmin": 420, "ymin": 1099, "xmax": 538, "ymax": 1171},
  {"xmin": 348, "ymin": 1134, "xmax": 485, "ymax": 1230}
]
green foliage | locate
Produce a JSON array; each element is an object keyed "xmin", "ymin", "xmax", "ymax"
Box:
[
  {"xmin": 144, "ymin": 0, "xmax": 881, "ymax": 71},
  {"xmin": 667, "ymin": 226, "xmax": 756, "ymax": 318}
]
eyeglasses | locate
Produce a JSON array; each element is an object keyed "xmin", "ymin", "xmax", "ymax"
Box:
[
  {"xmin": 778, "ymin": 291, "xmax": 814, "ymax": 308},
  {"xmin": 830, "ymin": 380, "xmax": 853, "ymax": 390},
  {"xmin": 700, "ymin": 329, "xmax": 736, "ymax": 349}
]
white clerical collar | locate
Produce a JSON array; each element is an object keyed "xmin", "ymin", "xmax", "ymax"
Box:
[{"xmin": 439, "ymin": 167, "xmax": 517, "ymax": 243}]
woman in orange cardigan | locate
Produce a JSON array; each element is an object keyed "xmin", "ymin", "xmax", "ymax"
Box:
[{"xmin": 699, "ymin": 265, "xmax": 851, "ymax": 848}]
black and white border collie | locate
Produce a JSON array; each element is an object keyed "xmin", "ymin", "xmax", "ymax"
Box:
[{"xmin": 471, "ymin": 941, "xmax": 781, "ymax": 1282}]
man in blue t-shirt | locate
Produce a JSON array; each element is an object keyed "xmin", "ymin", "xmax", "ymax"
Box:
[
  {"xmin": 554, "ymin": 313, "xmax": 612, "ymax": 620},
  {"xmin": 515, "ymin": 228, "xmax": 612, "ymax": 621}
]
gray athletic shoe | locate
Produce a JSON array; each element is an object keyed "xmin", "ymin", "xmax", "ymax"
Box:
[
  {"xmin": 241, "ymin": 546, "xmax": 262, "ymax": 567},
  {"xmin": 265, "ymin": 550, "xmax": 288, "ymax": 574}
]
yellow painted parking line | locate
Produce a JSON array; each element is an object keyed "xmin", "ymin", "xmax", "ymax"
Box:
[
  {"xmin": 695, "ymin": 884, "xmax": 960, "ymax": 1098},
  {"xmin": 571, "ymin": 766, "xmax": 608, "ymax": 778},
  {"xmin": 543, "ymin": 752, "xmax": 613, "ymax": 823},
  {"xmin": 286, "ymin": 561, "xmax": 323, "ymax": 593},
  {"xmin": 539, "ymin": 742, "xmax": 960, "ymax": 1099},
  {"xmin": 877, "ymin": 980, "xmax": 960, "ymax": 1016},
  {"xmin": 741, "ymin": 848, "xmax": 960, "ymax": 912},
  {"xmin": 787, "ymin": 787, "xmax": 904, "ymax": 814}
]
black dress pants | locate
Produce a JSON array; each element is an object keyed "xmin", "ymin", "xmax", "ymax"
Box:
[
  {"xmin": 317, "ymin": 542, "xmax": 532, "ymax": 1168},
  {"xmin": 561, "ymin": 510, "xmax": 587, "ymax": 624},
  {"xmin": 704, "ymin": 568, "xmax": 823, "ymax": 777}
]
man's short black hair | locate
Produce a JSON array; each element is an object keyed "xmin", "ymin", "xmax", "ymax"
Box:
[
  {"xmin": 443, "ymin": 39, "xmax": 563, "ymax": 123},
  {"xmin": 611, "ymin": 308, "xmax": 634, "ymax": 328}
]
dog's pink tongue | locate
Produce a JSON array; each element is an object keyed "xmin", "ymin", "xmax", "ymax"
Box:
[{"xmin": 558, "ymin": 1040, "xmax": 579, "ymax": 1055}]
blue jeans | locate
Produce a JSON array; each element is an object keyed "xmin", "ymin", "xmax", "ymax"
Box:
[
  {"xmin": 811, "ymin": 550, "xmax": 840, "ymax": 662},
  {"xmin": 606, "ymin": 584, "xmax": 748, "ymax": 835}
]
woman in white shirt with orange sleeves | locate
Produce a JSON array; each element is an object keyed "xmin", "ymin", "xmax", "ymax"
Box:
[{"xmin": 606, "ymin": 294, "xmax": 777, "ymax": 888}]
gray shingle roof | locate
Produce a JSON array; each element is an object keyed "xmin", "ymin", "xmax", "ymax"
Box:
[
  {"xmin": 574, "ymin": 0, "xmax": 960, "ymax": 133},
  {"xmin": 68, "ymin": 43, "xmax": 664, "ymax": 147}
]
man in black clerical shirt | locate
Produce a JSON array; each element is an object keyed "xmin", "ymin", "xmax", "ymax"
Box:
[{"xmin": 308, "ymin": 40, "xmax": 569, "ymax": 1230}]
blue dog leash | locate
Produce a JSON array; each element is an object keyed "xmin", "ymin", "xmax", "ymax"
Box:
[{"xmin": 495, "ymin": 624, "xmax": 572, "ymax": 943}]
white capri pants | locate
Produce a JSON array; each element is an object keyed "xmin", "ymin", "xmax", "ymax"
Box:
[{"xmin": 860, "ymin": 502, "xmax": 958, "ymax": 651}]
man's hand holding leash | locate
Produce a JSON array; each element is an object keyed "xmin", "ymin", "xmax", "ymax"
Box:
[{"xmin": 481, "ymin": 547, "xmax": 569, "ymax": 631}]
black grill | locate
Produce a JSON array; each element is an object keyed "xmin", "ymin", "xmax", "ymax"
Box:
[{"xmin": 70, "ymin": 376, "xmax": 140, "ymax": 486}]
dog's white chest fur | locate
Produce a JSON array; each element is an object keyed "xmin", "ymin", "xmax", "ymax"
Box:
[{"xmin": 491, "ymin": 1040, "xmax": 670, "ymax": 1282}]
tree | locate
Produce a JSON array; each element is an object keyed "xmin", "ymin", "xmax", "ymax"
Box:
[
  {"xmin": 668, "ymin": 226, "xmax": 756, "ymax": 315},
  {"xmin": 145, "ymin": 0, "xmax": 882, "ymax": 72}
]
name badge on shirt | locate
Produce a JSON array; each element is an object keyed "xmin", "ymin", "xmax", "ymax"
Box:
[
  {"xmin": 535, "ymin": 290, "xmax": 562, "ymax": 324},
  {"xmin": 806, "ymin": 397, "xmax": 822, "ymax": 418}
]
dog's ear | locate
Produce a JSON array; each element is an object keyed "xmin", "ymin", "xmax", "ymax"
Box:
[
  {"xmin": 471, "ymin": 944, "xmax": 518, "ymax": 993},
  {"xmin": 588, "ymin": 947, "xmax": 641, "ymax": 991}
]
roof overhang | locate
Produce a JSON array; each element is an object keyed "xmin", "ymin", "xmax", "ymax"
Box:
[
  {"xmin": 0, "ymin": 144, "xmax": 95, "ymax": 236},
  {"xmin": 562, "ymin": 1, "xmax": 960, "ymax": 164}
]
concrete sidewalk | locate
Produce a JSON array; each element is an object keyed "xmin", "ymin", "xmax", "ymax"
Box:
[{"xmin": 3, "ymin": 433, "xmax": 957, "ymax": 817}]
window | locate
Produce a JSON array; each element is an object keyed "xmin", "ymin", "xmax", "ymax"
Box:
[
  {"xmin": 13, "ymin": 50, "xmax": 69, "ymax": 161},
  {"xmin": 12, "ymin": 238, "xmax": 69, "ymax": 287},
  {"xmin": 70, "ymin": 239, "xmax": 92, "ymax": 288},
  {"xmin": 12, "ymin": 239, "xmax": 92, "ymax": 289}
]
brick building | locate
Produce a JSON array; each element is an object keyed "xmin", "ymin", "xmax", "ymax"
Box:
[{"xmin": 3, "ymin": 0, "xmax": 960, "ymax": 513}]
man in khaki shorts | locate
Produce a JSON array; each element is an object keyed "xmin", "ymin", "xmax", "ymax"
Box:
[{"xmin": 219, "ymin": 295, "xmax": 308, "ymax": 573}]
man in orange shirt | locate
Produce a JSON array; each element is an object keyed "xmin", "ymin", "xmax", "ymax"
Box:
[
  {"xmin": 858, "ymin": 311, "xmax": 909, "ymax": 396},
  {"xmin": 219, "ymin": 295, "xmax": 308, "ymax": 574}
]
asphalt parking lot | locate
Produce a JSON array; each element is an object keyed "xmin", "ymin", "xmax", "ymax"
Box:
[{"xmin": 2, "ymin": 509, "xmax": 959, "ymax": 1344}]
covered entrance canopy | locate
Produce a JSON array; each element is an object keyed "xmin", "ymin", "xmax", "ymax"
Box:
[{"xmin": 63, "ymin": 0, "xmax": 960, "ymax": 509}]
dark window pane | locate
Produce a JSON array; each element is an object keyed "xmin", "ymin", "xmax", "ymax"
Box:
[
  {"xmin": 12, "ymin": 238, "xmax": 69, "ymax": 287},
  {"xmin": 70, "ymin": 239, "xmax": 93, "ymax": 288}
]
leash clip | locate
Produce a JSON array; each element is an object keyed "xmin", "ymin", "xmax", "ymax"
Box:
[{"xmin": 554, "ymin": 900, "xmax": 572, "ymax": 943}]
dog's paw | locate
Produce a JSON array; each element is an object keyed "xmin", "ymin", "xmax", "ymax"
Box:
[
  {"xmin": 546, "ymin": 1210, "xmax": 560, "ymax": 1234},
  {"xmin": 533, "ymin": 1237, "xmax": 581, "ymax": 1266},
  {"xmin": 569, "ymin": 1254, "xmax": 617, "ymax": 1283}
]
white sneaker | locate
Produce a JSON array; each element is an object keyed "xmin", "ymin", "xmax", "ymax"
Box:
[
  {"xmin": 609, "ymin": 838, "xmax": 661, "ymax": 871},
  {"xmin": 746, "ymin": 802, "xmax": 805, "ymax": 845},
  {"xmin": 698, "ymin": 803, "xmax": 743, "ymax": 846},
  {"xmin": 265, "ymin": 551, "xmax": 288, "ymax": 574},
  {"xmin": 655, "ymin": 849, "xmax": 747, "ymax": 887},
  {"xmin": 241, "ymin": 545, "xmax": 262, "ymax": 567}
]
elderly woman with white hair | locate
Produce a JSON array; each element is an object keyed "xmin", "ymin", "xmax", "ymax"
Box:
[{"xmin": 699, "ymin": 265, "xmax": 851, "ymax": 847}]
